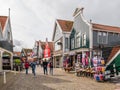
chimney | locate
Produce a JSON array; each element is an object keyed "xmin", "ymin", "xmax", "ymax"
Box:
[{"xmin": 8, "ymin": 8, "xmax": 10, "ymax": 17}]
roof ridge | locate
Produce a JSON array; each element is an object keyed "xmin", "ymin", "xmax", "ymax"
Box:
[
  {"xmin": 92, "ymin": 23, "xmax": 120, "ymax": 28},
  {"xmin": 57, "ymin": 19, "xmax": 73, "ymax": 22}
]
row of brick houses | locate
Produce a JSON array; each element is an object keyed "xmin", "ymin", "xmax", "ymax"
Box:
[
  {"xmin": 0, "ymin": 10, "xmax": 14, "ymax": 72},
  {"xmin": 52, "ymin": 7, "xmax": 120, "ymax": 76}
]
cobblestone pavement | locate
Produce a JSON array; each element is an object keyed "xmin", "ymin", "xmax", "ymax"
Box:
[{"xmin": 0, "ymin": 66, "xmax": 117, "ymax": 90}]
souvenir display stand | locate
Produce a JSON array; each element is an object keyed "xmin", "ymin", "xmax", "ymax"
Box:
[{"xmin": 92, "ymin": 56, "xmax": 105, "ymax": 81}]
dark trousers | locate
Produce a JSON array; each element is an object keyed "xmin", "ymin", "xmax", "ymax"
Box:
[
  {"xmin": 25, "ymin": 68, "xmax": 28, "ymax": 74},
  {"xmin": 32, "ymin": 67, "xmax": 36, "ymax": 76},
  {"xmin": 43, "ymin": 67, "xmax": 48, "ymax": 75}
]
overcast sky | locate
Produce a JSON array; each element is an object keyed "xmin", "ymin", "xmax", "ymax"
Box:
[{"xmin": 0, "ymin": 0, "xmax": 120, "ymax": 51}]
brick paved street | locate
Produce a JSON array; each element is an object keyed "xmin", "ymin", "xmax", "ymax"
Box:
[{"xmin": 0, "ymin": 67, "xmax": 117, "ymax": 90}]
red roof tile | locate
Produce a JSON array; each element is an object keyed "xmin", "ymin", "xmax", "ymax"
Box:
[
  {"xmin": 106, "ymin": 46, "xmax": 120, "ymax": 64},
  {"xmin": 57, "ymin": 19, "xmax": 73, "ymax": 32},
  {"xmin": 92, "ymin": 23, "xmax": 120, "ymax": 33},
  {"xmin": 13, "ymin": 52, "xmax": 21, "ymax": 56},
  {"xmin": 0, "ymin": 16, "xmax": 8, "ymax": 31}
]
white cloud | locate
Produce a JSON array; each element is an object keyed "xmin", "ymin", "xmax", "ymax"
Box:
[{"xmin": 0, "ymin": 0, "xmax": 120, "ymax": 51}]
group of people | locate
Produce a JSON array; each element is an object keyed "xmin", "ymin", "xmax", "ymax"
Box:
[{"xmin": 24, "ymin": 58, "xmax": 53, "ymax": 76}]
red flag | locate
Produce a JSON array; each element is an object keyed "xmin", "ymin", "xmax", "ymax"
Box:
[{"xmin": 44, "ymin": 38, "xmax": 51, "ymax": 58}]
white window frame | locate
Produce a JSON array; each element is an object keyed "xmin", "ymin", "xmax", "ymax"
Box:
[
  {"xmin": 65, "ymin": 37, "xmax": 69, "ymax": 49},
  {"xmin": 71, "ymin": 38, "xmax": 74, "ymax": 49},
  {"xmin": 55, "ymin": 40, "xmax": 61, "ymax": 51},
  {"xmin": 82, "ymin": 33, "xmax": 86, "ymax": 46},
  {"xmin": 76, "ymin": 32, "xmax": 81, "ymax": 48}
]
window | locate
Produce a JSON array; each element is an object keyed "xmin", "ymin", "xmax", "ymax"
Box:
[
  {"xmin": 55, "ymin": 40, "xmax": 61, "ymax": 51},
  {"xmin": 98, "ymin": 32, "xmax": 102, "ymax": 44},
  {"xmin": 71, "ymin": 38, "xmax": 74, "ymax": 49},
  {"xmin": 76, "ymin": 32, "xmax": 81, "ymax": 48},
  {"xmin": 8, "ymin": 31, "xmax": 10, "ymax": 40},
  {"xmin": 65, "ymin": 38, "xmax": 68, "ymax": 49},
  {"xmin": 98, "ymin": 32, "xmax": 108, "ymax": 44},
  {"xmin": 82, "ymin": 33, "xmax": 86, "ymax": 46}
]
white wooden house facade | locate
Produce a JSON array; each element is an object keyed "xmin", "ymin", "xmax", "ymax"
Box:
[{"xmin": 52, "ymin": 19, "xmax": 73, "ymax": 68}]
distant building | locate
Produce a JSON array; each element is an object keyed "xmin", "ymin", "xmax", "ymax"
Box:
[
  {"xmin": 32, "ymin": 40, "xmax": 54, "ymax": 61},
  {"xmin": 21, "ymin": 48, "xmax": 32, "ymax": 62}
]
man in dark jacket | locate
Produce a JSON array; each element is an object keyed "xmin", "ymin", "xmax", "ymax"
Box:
[{"xmin": 43, "ymin": 59, "xmax": 48, "ymax": 75}]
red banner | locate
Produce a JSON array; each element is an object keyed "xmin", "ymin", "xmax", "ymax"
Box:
[{"xmin": 44, "ymin": 43, "xmax": 51, "ymax": 58}]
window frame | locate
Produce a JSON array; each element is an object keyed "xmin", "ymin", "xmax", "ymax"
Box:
[
  {"xmin": 82, "ymin": 33, "xmax": 86, "ymax": 46},
  {"xmin": 97, "ymin": 31, "xmax": 108, "ymax": 44}
]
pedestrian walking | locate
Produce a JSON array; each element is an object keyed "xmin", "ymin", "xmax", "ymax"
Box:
[
  {"xmin": 31, "ymin": 60, "xmax": 36, "ymax": 76},
  {"xmin": 43, "ymin": 59, "xmax": 48, "ymax": 75},
  {"xmin": 24, "ymin": 60, "xmax": 29, "ymax": 74},
  {"xmin": 49, "ymin": 60, "xmax": 53, "ymax": 75}
]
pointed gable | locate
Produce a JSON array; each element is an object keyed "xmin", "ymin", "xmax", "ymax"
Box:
[
  {"xmin": 0, "ymin": 16, "xmax": 8, "ymax": 31},
  {"xmin": 73, "ymin": 7, "xmax": 84, "ymax": 17},
  {"xmin": 52, "ymin": 19, "xmax": 73, "ymax": 41},
  {"xmin": 57, "ymin": 19, "xmax": 73, "ymax": 32}
]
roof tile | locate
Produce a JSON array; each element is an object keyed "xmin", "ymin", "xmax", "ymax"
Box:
[
  {"xmin": 0, "ymin": 16, "xmax": 8, "ymax": 31},
  {"xmin": 92, "ymin": 23, "xmax": 120, "ymax": 33},
  {"xmin": 57, "ymin": 19, "xmax": 73, "ymax": 32}
]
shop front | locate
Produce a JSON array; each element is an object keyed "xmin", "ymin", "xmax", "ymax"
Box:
[
  {"xmin": 0, "ymin": 47, "xmax": 13, "ymax": 72},
  {"xmin": 53, "ymin": 54, "xmax": 62, "ymax": 68}
]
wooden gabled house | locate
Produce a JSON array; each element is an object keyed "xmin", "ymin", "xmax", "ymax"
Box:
[
  {"xmin": 52, "ymin": 19, "xmax": 73, "ymax": 68},
  {"xmin": 0, "ymin": 14, "xmax": 13, "ymax": 71},
  {"xmin": 69, "ymin": 7, "xmax": 120, "ymax": 68}
]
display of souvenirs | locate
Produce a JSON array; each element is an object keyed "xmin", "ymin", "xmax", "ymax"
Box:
[
  {"xmin": 92, "ymin": 56, "xmax": 105, "ymax": 81},
  {"xmin": 82, "ymin": 52, "xmax": 89, "ymax": 66}
]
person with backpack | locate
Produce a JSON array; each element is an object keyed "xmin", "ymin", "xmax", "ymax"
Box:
[{"xmin": 24, "ymin": 59, "xmax": 29, "ymax": 74}]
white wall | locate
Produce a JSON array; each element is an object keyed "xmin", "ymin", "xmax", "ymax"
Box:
[{"xmin": 0, "ymin": 27, "xmax": 3, "ymax": 40}]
